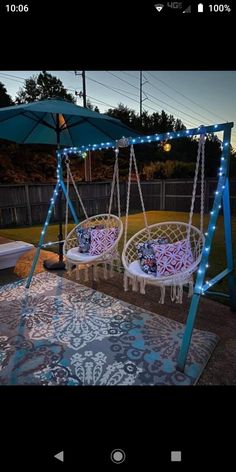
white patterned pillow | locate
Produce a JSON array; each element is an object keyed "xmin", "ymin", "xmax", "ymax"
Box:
[
  {"xmin": 89, "ymin": 228, "xmax": 118, "ymax": 255},
  {"xmin": 152, "ymin": 239, "xmax": 194, "ymax": 277}
]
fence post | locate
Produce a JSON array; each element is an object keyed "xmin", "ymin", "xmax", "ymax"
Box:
[
  {"xmin": 24, "ymin": 184, "xmax": 32, "ymax": 226},
  {"xmin": 162, "ymin": 180, "xmax": 166, "ymax": 210},
  {"xmin": 205, "ymin": 179, "xmax": 209, "ymax": 214}
]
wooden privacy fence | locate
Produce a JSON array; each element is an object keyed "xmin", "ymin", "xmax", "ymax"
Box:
[{"xmin": 0, "ymin": 179, "xmax": 236, "ymax": 227}]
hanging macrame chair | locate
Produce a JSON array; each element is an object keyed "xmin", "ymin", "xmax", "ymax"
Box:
[
  {"xmin": 122, "ymin": 135, "xmax": 206, "ymax": 303},
  {"xmin": 63, "ymin": 149, "xmax": 123, "ymax": 281}
]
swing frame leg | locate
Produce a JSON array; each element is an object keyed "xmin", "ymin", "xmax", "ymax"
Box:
[
  {"xmin": 177, "ymin": 124, "xmax": 236, "ymax": 371},
  {"xmin": 26, "ymin": 155, "xmax": 79, "ymax": 289}
]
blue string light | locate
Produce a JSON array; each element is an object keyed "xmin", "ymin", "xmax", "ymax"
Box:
[{"xmin": 56, "ymin": 122, "xmax": 232, "ymax": 157}]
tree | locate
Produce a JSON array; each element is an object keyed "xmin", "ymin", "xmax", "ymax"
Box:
[
  {"xmin": 86, "ymin": 99, "xmax": 100, "ymax": 112},
  {"xmin": 106, "ymin": 103, "xmax": 137, "ymax": 127},
  {"xmin": 0, "ymin": 82, "xmax": 14, "ymax": 108},
  {"xmin": 15, "ymin": 71, "xmax": 76, "ymax": 103}
]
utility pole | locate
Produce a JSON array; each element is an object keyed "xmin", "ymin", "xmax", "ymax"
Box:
[
  {"xmin": 75, "ymin": 71, "xmax": 92, "ymax": 181},
  {"xmin": 82, "ymin": 70, "xmax": 87, "ymax": 108},
  {"xmin": 140, "ymin": 71, "xmax": 148, "ymax": 126},
  {"xmin": 140, "ymin": 70, "xmax": 143, "ymax": 119}
]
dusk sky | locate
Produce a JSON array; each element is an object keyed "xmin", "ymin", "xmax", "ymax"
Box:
[{"xmin": 1, "ymin": 70, "xmax": 236, "ymax": 150}]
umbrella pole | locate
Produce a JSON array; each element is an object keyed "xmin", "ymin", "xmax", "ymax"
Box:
[
  {"xmin": 43, "ymin": 149, "xmax": 66, "ymax": 270},
  {"xmin": 44, "ymin": 118, "xmax": 66, "ymax": 270},
  {"xmin": 58, "ymin": 187, "xmax": 64, "ymax": 264}
]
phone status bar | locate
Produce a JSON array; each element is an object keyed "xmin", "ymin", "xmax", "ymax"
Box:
[{"xmin": 154, "ymin": 2, "xmax": 232, "ymax": 14}]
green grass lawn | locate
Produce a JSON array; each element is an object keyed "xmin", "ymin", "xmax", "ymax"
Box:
[{"xmin": 0, "ymin": 210, "xmax": 235, "ymax": 301}]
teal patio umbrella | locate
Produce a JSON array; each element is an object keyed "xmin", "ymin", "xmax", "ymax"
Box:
[
  {"xmin": 0, "ymin": 98, "xmax": 138, "ymax": 146},
  {"xmin": 0, "ymin": 99, "xmax": 139, "ymax": 268}
]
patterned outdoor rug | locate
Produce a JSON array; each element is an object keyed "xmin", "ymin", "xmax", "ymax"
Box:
[{"xmin": 0, "ymin": 272, "xmax": 219, "ymax": 386}]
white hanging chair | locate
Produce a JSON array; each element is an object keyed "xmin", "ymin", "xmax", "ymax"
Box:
[
  {"xmin": 63, "ymin": 149, "xmax": 123, "ymax": 281},
  {"xmin": 122, "ymin": 135, "xmax": 206, "ymax": 303},
  {"xmin": 122, "ymin": 221, "xmax": 204, "ymax": 302}
]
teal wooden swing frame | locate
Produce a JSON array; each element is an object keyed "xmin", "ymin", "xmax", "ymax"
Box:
[{"xmin": 26, "ymin": 122, "xmax": 236, "ymax": 372}]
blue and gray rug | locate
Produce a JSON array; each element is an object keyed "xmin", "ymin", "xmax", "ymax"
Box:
[{"xmin": 0, "ymin": 272, "xmax": 218, "ymax": 385}]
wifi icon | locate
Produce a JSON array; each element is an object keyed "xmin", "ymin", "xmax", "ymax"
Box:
[{"xmin": 154, "ymin": 3, "xmax": 164, "ymax": 12}]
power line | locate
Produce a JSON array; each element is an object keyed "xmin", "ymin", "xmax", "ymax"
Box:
[
  {"xmin": 145, "ymin": 72, "xmax": 214, "ymax": 124},
  {"xmin": 105, "ymin": 71, "xmax": 220, "ymax": 129},
  {"xmin": 1, "ymin": 70, "xmax": 235, "ymax": 145},
  {"xmin": 86, "ymin": 75, "xmax": 140, "ymax": 104},
  {"xmin": 0, "ymin": 73, "xmax": 25, "ymax": 84},
  {"xmin": 101, "ymin": 71, "xmax": 236, "ymax": 141},
  {"xmin": 88, "ymin": 75, "xmax": 187, "ymax": 124},
  {"xmin": 143, "ymin": 89, "xmax": 202, "ymax": 126},
  {"xmin": 121, "ymin": 71, "xmax": 139, "ymax": 80},
  {"xmin": 148, "ymin": 72, "xmax": 236, "ymax": 141},
  {"xmin": 106, "ymin": 85, "xmax": 138, "ymax": 97},
  {"xmin": 72, "ymin": 74, "xmax": 208, "ymax": 129},
  {"xmin": 143, "ymin": 98, "xmax": 198, "ymax": 128},
  {"xmin": 148, "ymin": 71, "xmax": 228, "ymax": 123},
  {"xmin": 86, "ymin": 95, "xmax": 116, "ymax": 109},
  {"xmin": 106, "ymin": 71, "xmax": 139, "ymax": 90},
  {"xmin": 0, "ymin": 72, "xmax": 26, "ymax": 82}
]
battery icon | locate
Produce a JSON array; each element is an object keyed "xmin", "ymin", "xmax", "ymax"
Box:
[{"xmin": 198, "ymin": 3, "xmax": 204, "ymax": 12}]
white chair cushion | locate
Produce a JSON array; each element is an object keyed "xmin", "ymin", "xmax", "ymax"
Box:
[
  {"xmin": 128, "ymin": 260, "xmax": 156, "ymax": 279},
  {"xmin": 66, "ymin": 247, "xmax": 99, "ymax": 263}
]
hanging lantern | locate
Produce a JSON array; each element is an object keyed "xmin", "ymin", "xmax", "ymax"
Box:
[{"xmin": 163, "ymin": 142, "xmax": 171, "ymax": 152}]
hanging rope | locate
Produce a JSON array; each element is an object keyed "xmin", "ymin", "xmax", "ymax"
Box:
[
  {"xmin": 116, "ymin": 149, "xmax": 121, "ymax": 219},
  {"xmin": 200, "ymin": 135, "xmax": 205, "ymax": 234},
  {"xmin": 183, "ymin": 133, "xmax": 205, "ymax": 271},
  {"xmin": 124, "ymin": 145, "xmax": 150, "ymax": 248},
  {"xmin": 124, "ymin": 148, "xmax": 133, "ymax": 248},
  {"xmin": 108, "ymin": 148, "xmax": 121, "ymax": 217},
  {"xmin": 65, "ymin": 157, "xmax": 88, "ymax": 222},
  {"xmin": 186, "ymin": 134, "xmax": 205, "ymax": 244},
  {"xmin": 132, "ymin": 146, "xmax": 150, "ymax": 236}
]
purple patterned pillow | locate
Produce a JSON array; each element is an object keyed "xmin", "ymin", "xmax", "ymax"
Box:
[
  {"xmin": 75, "ymin": 227, "xmax": 92, "ymax": 253},
  {"xmin": 89, "ymin": 227, "xmax": 118, "ymax": 255},
  {"xmin": 136, "ymin": 238, "xmax": 169, "ymax": 275},
  {"xmin": 76, "ymin": 224, "xmax": 104, "ymax": 253},
  {"xmin": 152, "ymin": 239, "xmax": 194, "ymax": 277}
]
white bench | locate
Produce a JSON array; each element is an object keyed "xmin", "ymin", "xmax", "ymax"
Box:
[{"xmin": 0, "ymin": 241, "xmax": 34, "ymax": 270}]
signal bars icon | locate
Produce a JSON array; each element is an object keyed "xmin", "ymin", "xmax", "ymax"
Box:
[{"xmin": 154, "ymin": 4, "xmax": 164, "ymax": 12}]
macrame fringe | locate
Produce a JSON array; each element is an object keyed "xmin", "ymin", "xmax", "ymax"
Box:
[
  {"xmin": 159, "ymin": 286, "xmax": 166, "ymax": 304},
  {"xmin": 93, "ymin": 264, "xmax": 99, "ymax": 282},
  {"xmin": 109, "ymin": 260, "xmax": 114, "ymax": 278},
  {"xmin": 103, "ymin": 263, "xmax": 108, "ymax": 280},
  {"xmin": 140, "ymin": 278, "xmax": 146, "ymax": 295},
  {"xmin": 124, "ymin": 272, "xmax": 129, "ymax": 291},
  {"xmin": 122, "ymin": 272, "xmax": 194, "ymax": 305},
  {"xmin": 188, "ymin": 280, "xmax": 194, "ymax": 297},
  {"xmin": 170, "ymin": 284, "xmax": 177, "ymax": 302},
  {"xmin": 76, "ymin": 265, "xmax": 80, "ymax": 281},
  {"xmin": 176, "ymin": 285, "xmax": 183, "ymax": 304},
  {"xmin": 84, "ymin": 267, "xmax": 89, "ymax": 282},
  {"xmin": 116, "ymin": 257, "xmax": 121, "ymax": 273},
  {"xmin": 132, "ymin": 277, "xmax": 138, "ymax": 292}
]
